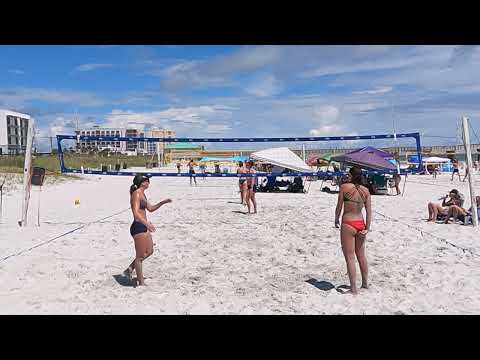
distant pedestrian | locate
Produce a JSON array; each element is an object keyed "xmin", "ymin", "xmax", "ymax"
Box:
[
  {"xmin": 188, "ymin": 159, "xmax": 197, "ymax": 186},
  {"xmin": 451, "ymin": 159, "xmax": 461, "ymax": 181}
]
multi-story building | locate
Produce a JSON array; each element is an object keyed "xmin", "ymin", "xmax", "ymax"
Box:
[
  {"xmin": 75, "ymin": 126, "xmax": 124, "ymax": 152},
  {"xmin": 75, "ymin": 126, "xmax": 176, "ymax": 155},
  {"xmin": 0, "ymin": 109, "xmax": 31, "ymax": 155},
  {"xmin": 138, "ymin": 128, "xmax": 177, "ymax": 155}
]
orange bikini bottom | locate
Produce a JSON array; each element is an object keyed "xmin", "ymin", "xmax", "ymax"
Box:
[{"xmin": 342, "ymin": 219, "xmax": 365, "ymax": 232}]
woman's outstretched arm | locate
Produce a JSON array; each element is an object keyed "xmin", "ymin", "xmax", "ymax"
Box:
[{"xmin": 147, "ymin": 199, "xmax": 172, "ymax": 213}]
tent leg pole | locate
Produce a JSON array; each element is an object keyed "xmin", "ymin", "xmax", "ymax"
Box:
[
  {"xmin": 305, "ymin": 177, "xmax": 312, "ymax": 193},
  {"xmin": 402, "ymin": 174, "xmax": 407, "ymax": 197}
]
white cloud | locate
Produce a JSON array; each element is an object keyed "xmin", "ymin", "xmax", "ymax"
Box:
[
  {"xmin": 8, "ymin": 69, "xmax": 25, "ymax": 75},
  {"xmin": 353, "ymin": 86, "xmax": 393, "ymax": 95},
  {"xmin": 245, "ymin": 75, "xmax": 283, "ymax": 97},
  {"xmin": 0, "ymin": 88, "xmax": 105, "ymax": 108},
  {"xmin": 309, "ymin": 106, "xmax": 343, "ymax": 136},
  {"xmin": 155, "ymin": 46, "xmax": 283, "ymax": 91},
  {"xmin": 104, "ymin": 106, "xmax": 235, "ymax": 135},
  {"xmin": 310, "ymin": 124, "xmax": 343, "ymax": 136},
  {"xmin": 313, "ymin": 105, "xmax": 340, "ymax": 123},
  {"xmin": 74, "ymin": 63, "xmax": 114, "ymax": 72},
  {"xmin": 205, "ymin": 124, "xmax": 232, "ymax": 134}
]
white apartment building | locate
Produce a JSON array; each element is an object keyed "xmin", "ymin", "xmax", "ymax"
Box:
[
  {"xmin": 75, "ymin": 126, "xmax": 176, "ymax": 155},
  {"xmin": 75, "ymin": 126, "xmax": 125, "ymax": 152},
  {"xmin": 0, "ymin": 109, "xmax": 31, "ymax": 155},
  {"xmin": 138, "ymin": 128, "xmax": 176, "ymax": 155}
]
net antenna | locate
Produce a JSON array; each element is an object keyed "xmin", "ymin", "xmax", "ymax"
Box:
[
  {"xmin": 19, "ymin": 117, "xmax": 35, "ymax": 227},
  {"xmin": 56, "ymin": 132, "xmax": 424, "ymax": 178},
  {"xmin": 462, "ymin": 116, "xmax": 478, "ymax": 227},
  {"xmin": 0, "ymin": 176, "xmax": 5, "ymax": 223}
]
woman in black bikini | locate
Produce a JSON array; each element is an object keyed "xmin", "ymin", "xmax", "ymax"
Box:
[
  {"xmin": 124, "ymin": 174, "xmax": 172, "ymax": 286},
  {"xmin": 245, "ymin": 160, "xmax": 257, "ymax": 214},
  {"xmin": 335, "ymin": 166, "xmax": 371, "ymax": 295},
  {"xmin": 237, "ymin": 161, "xmax": 247, "ymax": 205}
]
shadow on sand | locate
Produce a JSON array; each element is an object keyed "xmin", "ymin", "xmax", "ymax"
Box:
[
  {"xmin": 113, "ymin": 274, "xmax": 136, "ymax": 287},
  {"xmin": 305, "ymin": 278, "xmax": 335, "ymax": 291},
  {"xmin": 232, "ymin": 210, "xmax": 249, "ymax": 215}
]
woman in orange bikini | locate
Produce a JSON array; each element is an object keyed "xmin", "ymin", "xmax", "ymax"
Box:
[{"xmin": 334, "ymin": 166, "xmax": 372, "ymax": 295}]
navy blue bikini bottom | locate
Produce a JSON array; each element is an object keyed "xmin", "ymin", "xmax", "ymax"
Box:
[{"xmin": 130, "ymin": 221, "xmax": 148, "ymax": 236}]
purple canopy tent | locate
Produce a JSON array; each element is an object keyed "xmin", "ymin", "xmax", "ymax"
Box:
[
  {"xmin": 330, "ymin": 146, "xmax": 394, "ymax": 164},
  {"xmin": 329, "ymin": 148, "xmax": 402, "ymax": 195},
  {"xmin": 342, "ymin": 151, "xmax": 397, "ymax": 171},
  {"xmin": 347, "ymin": 146, "xmax": 394, "ymax": 160}
]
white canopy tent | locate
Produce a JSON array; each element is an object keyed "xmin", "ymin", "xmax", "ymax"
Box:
[
  {"xmin": 422, "ymin": 156, "xmax": 451, "ymax": 163},
  {"xmin": 250, "ymin": 147, "xmax": 311, "ymax": 173},
  {"xmin": 422, "ymin": 156, "xmax": 452, "ymax": 175}
]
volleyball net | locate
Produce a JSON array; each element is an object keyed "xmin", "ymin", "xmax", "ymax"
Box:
[{"xmin": 56, "ymin": 132, "xmax": 423, "ymax": 178}]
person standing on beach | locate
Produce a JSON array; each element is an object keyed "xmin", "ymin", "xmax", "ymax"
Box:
[
  {"xmin": 188, "ymin": 159, "xmax": 197, "ymax": 186},
  {"xmin": 236, "ymin": 161, "xmax": 247, "ymax": 205},
  {"xmin": 462, "ymin": 165, "xmax": 469, "ymax": 182},
  {"xmin": 334, "ymin": 166, "xmax": 371, "ymax": 295},
  {"xmin": 432, "ymin": 164, "xmax": 438, "ymax": 179},
  {"xmin": 124, "ymin": 174, "xmax": 172, "ymax": 286},
  {"xmin": 176, "ymin": 161, "xmax": 181, "ymax": 174},
  {"xmin": 393, "ymin": 174, "xmax": 401, "ymax": 195},
  {"xmin": 245, "ymin": 160, "xmax": 257, "ymax": 214},
  {"xmin": 199, "ymin": 162, "xmax": 207, "ymax": 180},
  {"xmin": 451, "ymin": 159, "xmax": 461, "ymax": 181}
]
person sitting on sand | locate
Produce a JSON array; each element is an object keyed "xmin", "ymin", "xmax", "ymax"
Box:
[
  {"xmin": 124, "ymin": 174, "xmax": 172, "ymax": 286},
  {"xmin": 444, "ymin": 196, "xmax": 480, "ymax": 224},
  {"xmin": 334, "ymin": 166, "xmax": 371, "ymax": 295},
  {"xmin": 427, "ymin": 189, "xmax": 464, "ymax": 222},
  {"xmin": 245, "ymin": 160, "xmax": 257, "ymax": 214}
]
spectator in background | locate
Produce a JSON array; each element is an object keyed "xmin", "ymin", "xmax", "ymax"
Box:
[
  {"xmin": 427, "ymin": 189, "xmax": 464, "ymax": 222},
  {"xmin": 432, "ymin": 164, "xmax": 438, "ymax": 180},
  {"xmin": 451, "ymin": 159, "xmax": 461, "ymax": 181},
  {"xmin": 188, "ymin": 159, "xmax": 197, "ymax": 186}
]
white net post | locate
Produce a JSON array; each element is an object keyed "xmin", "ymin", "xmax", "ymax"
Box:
[
  {"xmin": 462, "ymin": 116, "xmax": 478, "ymax": 227},
  {"xmin": 20, "ymin": 117, "xmax": 34, "ymax": 227}
]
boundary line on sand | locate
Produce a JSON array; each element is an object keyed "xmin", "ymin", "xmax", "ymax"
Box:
[
  {"xmin": 373, "ymin": 210, "xmax": 477, "ymax": 256},
  {"xmin": 0, "ymin": 208, "xmax": 131, "ymax": 264}
]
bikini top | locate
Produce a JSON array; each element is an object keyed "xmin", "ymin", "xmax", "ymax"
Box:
[
  {"xmin": 344, "ymin": 184, "xmax": 366, "ymax": 205},
  {"xmin": 139, "ymin": 195, "xmax": 148, "ymax": 210}
]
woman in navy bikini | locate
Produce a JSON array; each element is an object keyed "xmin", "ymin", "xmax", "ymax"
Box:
[
  {"xmin": 335, "ymin": 166, "xmax": 371, "ymax": 295},
  {"xmin": 124, "ymin": 174, "xmax": 172, "ymax": 286}
]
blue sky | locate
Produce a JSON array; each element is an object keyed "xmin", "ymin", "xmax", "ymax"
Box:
[{"xmin": 1, "ymin": 45, "xmax": 480, "ymax": 149}]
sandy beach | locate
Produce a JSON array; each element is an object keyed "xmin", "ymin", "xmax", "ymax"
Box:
[{"xmin": 1, "ymin": 168, "xmax": 480, "ymax": 314}]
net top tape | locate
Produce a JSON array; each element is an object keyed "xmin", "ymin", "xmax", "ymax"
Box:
[
  {"xmin": 57, "ymin": 132, "xmax": 420, "ymax": 143},
  {"xmin": 64, "ymin": 169, "xmax": 419, "ymax": 177}
]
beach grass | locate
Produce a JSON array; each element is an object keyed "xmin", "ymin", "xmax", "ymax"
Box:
[{"xmin": 0, "ymin": 153, "xmax": 154, "ymax": 173}]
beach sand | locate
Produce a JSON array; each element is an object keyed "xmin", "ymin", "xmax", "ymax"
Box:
[{"xmin": 1, "ymin": 169, "xmax": 480, "ymax": 314}]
